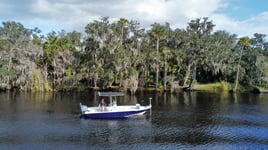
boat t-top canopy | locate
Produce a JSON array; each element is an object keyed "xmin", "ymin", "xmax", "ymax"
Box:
[
  {"xmin": 98, "ymin": 92, "xmax": 124, "ymax": 97},
  {"xmin": 98, "ymin": 92, "xmax": 124, "ymax": 106}
]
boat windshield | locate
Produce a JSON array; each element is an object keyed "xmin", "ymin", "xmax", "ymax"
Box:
[{"xmin": 98, "ymin": 92, "xmax": 124, "ymax": 97}]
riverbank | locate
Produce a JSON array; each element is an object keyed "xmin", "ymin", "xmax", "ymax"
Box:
[
  {"xmin": 191, "ymin": 82, "xmax": 268, "ymax": 93},
  {"xmin": 3, "ymin": 80, "xmax": 267, "ymax": 94},
  {"xmin": 112, "ymin": 81, "xmax": 259, "ymax": 94}
]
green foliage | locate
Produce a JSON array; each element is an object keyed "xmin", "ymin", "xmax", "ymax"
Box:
[
  {"xmin": 0, "ymin": 68, "xmax": 16, "ymax": 78},
  {"xmin": 239, "ymin": 36, "xmax": 250, "ymax": 48},
  {"xmin": 0, "ymin": 18, "xmax": 268, "ymax": 92},
  {"xmin": 150, "ymin": 23, "xmax": 167, "ymax": 40},
  {"xmin": 30, "ymin": 70, "xmax": 52, "ymax": 92},
  {"xmin": 194, "ymin": 81, "xmax": 232, "ymax": 92},
  {"xmin": 66, "ymin": 67, "xmax": 72, "ymax": 77}
]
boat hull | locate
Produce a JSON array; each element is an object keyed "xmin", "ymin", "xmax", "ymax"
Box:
[
  {"xmin": 81, "ymin": 105, "xmax": 151, "ymax": 119},
  {"xmin": 83, "ymin": 111, "xmax": 145, "ymax": 119}
]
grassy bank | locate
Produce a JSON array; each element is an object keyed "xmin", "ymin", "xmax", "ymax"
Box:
[
  {"xmin": 193, "ymin": 81, "xmax": 268, "ymax": 93},
  {"xmin": 59, "ymin": 81, "xmax": 267, "ymax": 93},
  {"xmin": 193, "ymin": 81, "xmax": 232, "ymax": 92}
]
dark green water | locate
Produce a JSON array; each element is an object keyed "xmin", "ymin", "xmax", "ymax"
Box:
[{"xmin": 0, "ymin": 91, "xmax": 268, "ymax": 149}]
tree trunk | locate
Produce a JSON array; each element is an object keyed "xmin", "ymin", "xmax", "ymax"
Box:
[
  {"xmin": 7, "ymin": 56, "xmax": 12, "ymax": 90},
  {"xmin": 189, "ymin": 63, "xmax": 196, "ymax": 89},
  {"xmin": 234, "ymin": 48, "xmax": 244, "ymax": 92},
  {"xmin": 93, "ymin": 72, "xmax": 98, "ymax": 88},
  {"xmin": 155, "ymin": 38, "xmax": 160, "ymax": 90},
  {"xmin": 156, "ymin": 64, "xmax": 159, "ymax": 90},
  {"xmin": 53, "ymin": 59, "xmax": 56, "ymax": 89},
  {"xmin": 183, "ymin": 64, "xmax": 191, "ymax": 86},
  {"xmin": 164, "ymin": 59, "xmax": 167, "ymax": 91},
  {"xmin": 233, "ymin": 64, "xmax": 240, "ymax": 92},
  {"xmin": 120, "ymin": 26, "xmax": 124, "ymax": 46},
  {"xmin": 119, "ymin": 71, "xmax": 123, "ymax": 87}
]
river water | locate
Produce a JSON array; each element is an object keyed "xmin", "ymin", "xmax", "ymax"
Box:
[{"xmin": 0, "ymin": 91, "xmax": 267, "ymax": 149}]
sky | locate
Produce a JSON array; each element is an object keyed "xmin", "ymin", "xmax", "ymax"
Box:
[{"xmin": 0, "ymin": 0, "xmax": 268, "ymax": 38}]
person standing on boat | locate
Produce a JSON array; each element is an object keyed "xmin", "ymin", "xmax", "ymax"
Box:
[{"xmin": 100, "ymin": 98, "xmax": 106, "ymax": 111}]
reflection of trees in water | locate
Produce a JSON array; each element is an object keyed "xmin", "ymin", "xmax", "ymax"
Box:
[
  {"xmin": 182, "ymin": 91, "xmax": 196, "ymax": 105},
  {"xmin": 130, "ymin": 94, "xmax": 137, "ymax": 104},
  {"xmin": 163, "ymin": 92, "xmax": 167, "ymax": 105},
  {"xmin": 154, "ymin": 91, "xmax": 159, "ymax": 106},
  {"xmin": 230, "ymin": 93, "xmax": 261, "ymax": 105},
  {"xmin": 179, "ymin": 92, "xmax": 220, "ymax": 145},
  {"xmin": 0, "ymin": 92, "xmax": 56, "ymax": 113}
]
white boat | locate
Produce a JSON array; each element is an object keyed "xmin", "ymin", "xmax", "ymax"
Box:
[{"xmin": 80, "ymin": 92, "xmax": 152, "ymax": 119}]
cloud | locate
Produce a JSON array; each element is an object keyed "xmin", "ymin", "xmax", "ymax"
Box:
[
  {"xmin": 212, "ymin": 11, "xmax": 268, "ymax": 37},
  {"xmin": 3, "ymin": 0, "xmax": 223, "ymax": 33},
  {"xmin": 0, "ymin": 0, "xmax": 267, "ymax": 38},
  {"xmin": 241, "ymin": 12, "xmax": 268, "ymax": 36}
]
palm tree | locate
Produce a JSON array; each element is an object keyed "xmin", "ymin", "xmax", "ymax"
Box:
[
  {"xmin": 117, "ymin": 18, "xmax": 129, "ymax": 46},
  {"xmin": 43, "ymin": 31, "xmax": 76, "ymax": 89},
  {"xmin": 43, "ymin": 33, "xmax": 60, "ymax": 89},
  {"xmin": 233, "ymin": 36, "xmax": 250, "ymax": 92},
  {"xmin": 150, "ymin": 23, "xmax": 167, "ymax": 90}
]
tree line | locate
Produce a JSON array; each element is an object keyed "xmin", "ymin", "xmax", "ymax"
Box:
[{"xmin": 0, "ymin": 17, "xmax": 268, "ymax": 93}]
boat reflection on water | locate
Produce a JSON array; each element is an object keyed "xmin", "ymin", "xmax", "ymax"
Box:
[{"xmin": 79, "ymin": 114, "xmax": 153, "ymax": 147}]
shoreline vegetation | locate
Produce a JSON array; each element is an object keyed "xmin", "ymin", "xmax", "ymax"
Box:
[
  {"xmin": 52, "ymin": 81, "xmax": 268, "ymax": 94},
  {"xmin": 1, "ymin": 17, "xmax": 268, "ymax": 94}
]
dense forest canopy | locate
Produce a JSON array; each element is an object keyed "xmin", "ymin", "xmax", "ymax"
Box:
[{"xmin": 0, "ymin": 17, "xmax": 268, "ymax": 92}]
